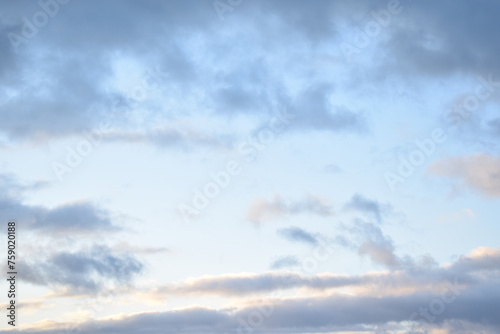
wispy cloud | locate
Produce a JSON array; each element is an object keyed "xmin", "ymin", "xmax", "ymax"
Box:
[
  {"xmin": 247, "ymin": 194, "xmax": 334, "ymax": 223},
  {"xmin": 278, "ymin": 226, "xmax": 319, "ymax": 246}
]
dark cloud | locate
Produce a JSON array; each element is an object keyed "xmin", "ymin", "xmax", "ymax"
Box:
[{"xmin": 382, "ymin": 0, "xmax": 500, "ymax": 76}]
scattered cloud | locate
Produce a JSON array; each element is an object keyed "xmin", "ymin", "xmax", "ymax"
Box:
[{"xmin": 1, "ymin": 0, "xmax": 500, "ymax": 332}]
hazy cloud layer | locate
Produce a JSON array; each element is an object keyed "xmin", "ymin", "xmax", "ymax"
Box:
[
  {"xmin": 12, "ymin": 246, "xmax": 500, "ymax": 333},
  {"xmin": 138, "ymin": 247, "xmax": 499, "ymax": 297}
]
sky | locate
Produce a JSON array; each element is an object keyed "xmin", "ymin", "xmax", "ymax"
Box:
[{"xmin": 0, "ymin": 0, "xmax": 499, "ymax": 333}]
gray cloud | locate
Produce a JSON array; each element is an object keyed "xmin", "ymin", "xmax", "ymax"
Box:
[
  {"xmin": 0, "ymin": 198, "xmax": 119, "ymax": 234},
  {"xmin": 278, "ymin": 226, "xmax": 319, "ymax": 246},
  {"xmin": 270, "ymin": 256, "xmax": 300, "ymax": 270},
  {"xmin": 285, "ymin": 83, "xmax": 367, "ymax": 133},
  {"xmin": 20, "ymin": 244, "xmax": 143, "ymax": 294},
  {"xmin": 35, "ymin": 201, "xmax": 119, "ymax": 233},
  {"xmin": 338, "ymin": 219, "xmax": 405, "ymax": 269},
  {"xmin": 0, "ymin": 173, "xmax": 119, "ymax": 233},
  {"xmin": 381, "ymin": 0, "xmax": 500, "ymax": 76},
  {"xmin": 343, "ymin": 194, "xmax": 392, "ymax": 223},
  {"xmin": 0, "ymin": 0, "xmax": 371, "ymax": 144},
  {"xmin": 1, "ymin": 0, "xmax": 499, "ymax": 145}
]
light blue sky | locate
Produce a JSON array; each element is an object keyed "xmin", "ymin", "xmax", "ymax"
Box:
[{"xmin": 1, "ymin": 1, "xmax": 500, "ymax": 333}]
